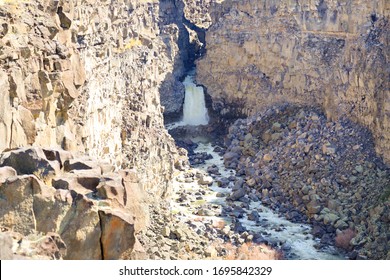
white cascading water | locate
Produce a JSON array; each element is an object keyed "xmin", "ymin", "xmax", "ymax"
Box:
[{"xmin": 182, "ymin": 75, "xmax": 209, "ymax": 125}]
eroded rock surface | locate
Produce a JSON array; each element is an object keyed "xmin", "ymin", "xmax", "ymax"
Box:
[
  {"xmin": 0, "ymin": 0, "xmax": 178, "ymax": 198},
  {"xmin": 0, "ymin": 147, "xmax": 147, "ymax": 259},
  {"xmin": 197, "ymin": 0, "xmax": 390, "ymax": 162}
]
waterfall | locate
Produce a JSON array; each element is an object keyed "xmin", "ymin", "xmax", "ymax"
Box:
[{"xmin": 182, "ymin": 75, "xmax": 209, "ymax": 126}]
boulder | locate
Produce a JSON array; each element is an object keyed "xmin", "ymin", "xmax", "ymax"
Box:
[
  {"xmin": 229, "ymin": 188, "xmax": 246, "ymax": 201},
  {"xmin": 99, "ymin": 210, "xmax": 136, "ymax": 260},
  {"xmin": 0, "ymin": 147, "xmax": 59, "ymax": 176},
  {"xmin": 307, "ymin": 201, "xmax": 322, "ymax": 215},
  {"xmin": 13, "ymin": 232, "xmax": 67, "ymax": 260},
  {"xmin": 0, "ymin": 175, "xmax": 46, "ymax": 235},
  {"xmin": 120, "ymin": 170, "xmax": 149, "ymax": 232},
  {"xmin": 59, "ymin": 193, "xmax": 102, "ymax": 260},
  {"xmin": 198, "ymin": 174, "xmax": 213, "ymax": 185},
  {"xmin": 162, "ymin": 226, "xmax": 171, "ymax": 238},
  {"xmin": 323, "ymin": 213, "xmax": 340, "ymax": 226},
  {"xmin": 0, "ymin": 166, "xmax": 17, "ymax": 183},
  {"xmin": 223, "ymin": 152, "xmax": 239, "ymax": 162},
  {"xmin": 96, "ymin": 180, "xmax": 125, "ymax": 205}
]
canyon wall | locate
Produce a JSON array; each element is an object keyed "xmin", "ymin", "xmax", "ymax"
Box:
[
  {"xmin": 0, "ymin": 0, "xmax": 191, "ymax": 259},
  {"xmin": 197, "ymin": 0, "xmax": 390, "ymax": 162},
  {"xmin": 0, "ymin": 0, "xmax": 179, "ymax": 197}
]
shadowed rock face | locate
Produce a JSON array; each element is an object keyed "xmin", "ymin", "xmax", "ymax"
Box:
[{"xmin": 197, "ymin": 0, "xmax": 390, "ymax": 163}]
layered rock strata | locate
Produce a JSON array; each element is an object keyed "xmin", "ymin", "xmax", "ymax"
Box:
[{"xmin": 197, "ymin": 0, "xmax": 390, "ymax": 162}]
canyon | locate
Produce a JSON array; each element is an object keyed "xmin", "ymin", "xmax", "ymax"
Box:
[{"xmin": 0, "ymin": 0, "xmax": 389, "ymax": 260}]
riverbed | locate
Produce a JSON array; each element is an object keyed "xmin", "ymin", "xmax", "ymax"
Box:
[{"xmin": 170, "ymin": 138, "xmax": 345, "ymax": 260}]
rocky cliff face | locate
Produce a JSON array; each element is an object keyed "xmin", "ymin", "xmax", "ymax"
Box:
[
  {"xmin": 0, "ymin": 0, "xmax": 183, "ymax": 259},
  {"xmin": 0, "ymin": 0, "xmax": 178, "ymax": 196},
  {"xmin": 197, "ymin": 0, "xmax": 390, "ymax": 162}
]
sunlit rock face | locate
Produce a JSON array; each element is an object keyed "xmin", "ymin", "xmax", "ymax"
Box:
[
  {"xmin": 0, "ymin": 0, "xmax": 179, "ymax": 197},
  {"xmin": 197, "ymin": 0, "xmax": 390, "ymax": 163}
]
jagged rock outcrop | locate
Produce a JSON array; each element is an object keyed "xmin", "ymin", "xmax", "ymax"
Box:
[
  {"xmin": 197, "ymin": 0, "xmax": 390, "ymax": 163},
  {"xmin": 0, "ymin": 147, "xmax": 147, "ymax": 259}
]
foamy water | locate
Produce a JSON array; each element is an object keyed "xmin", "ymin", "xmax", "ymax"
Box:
[{"xmin": 171, "ymin": 141, "xmax": 344, "ymax": 260}]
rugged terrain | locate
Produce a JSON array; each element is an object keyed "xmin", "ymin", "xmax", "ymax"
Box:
[
  {"xmin": 223, "ymin": 105, "xmax": 390, "ymax": 259},
  {"xmin": 0, "ymin": 0, "xmax": 389, "ymax": 260},
  {"xmin": 197, "ymin": 0, "xmax": 390, "ymax": 163}
]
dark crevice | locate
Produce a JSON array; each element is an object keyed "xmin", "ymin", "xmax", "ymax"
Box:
[{"xmin": 98, "ymin": 211, "xmax": 105, "ymax": 260}]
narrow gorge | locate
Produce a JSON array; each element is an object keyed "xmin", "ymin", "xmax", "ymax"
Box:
[{"xmin": 0, "ymin": 0, "xmax": 389, "ymax": 260}]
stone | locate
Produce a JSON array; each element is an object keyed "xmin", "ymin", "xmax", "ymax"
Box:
[
  {"xmin": 0, "ymin": 166, "xmax": 17, "ymax": 183},
  {"xmin": 334, "ymin": 219, "xmax": 349, "ymax": 230},
  {"xmin": 99, "ymin": 210, "xmax": 136, "ymax": 260},
  {"xmin": 96, "ymin": 181, "xmax": 125, "ymax": 205},
  {"xmin": 355, "ymin": 165, "xmax": 364, "ymax": 173},
  {"xmin": 162, "ymin": 226, "xmax": 171, "ymax": 238},
  {"xmin": 229, "ymin": 189, "xmax": 246, "ymax": 201},
  {"xmin": 307, "ymin": 201, "xmax": 321, "ymax": 215},
  {"xmin": 246, "ymin": 177, "xmax": 256, "ymax": 187},
  {"xmin": 0, "ymin": 233, "xmax": 13, "ymax": 260},
  {"xmin": 216, "ymin": 192, "xmax": 226, "ymax": 198},
  {"xmin": 263, "ymin": 154, "xmax": 273, "ymax": 162},
  {"xmin": 0, "ymin": 147, "xmax": 59, "ymax": 176},
  {"xmin": 120, "ymin": 170, "xmax": 149, "ymax": 232},
  {"xmin": 322, "ymin": 144, "xmax": 336, "ymax": 155},
  {"xmin": 248, "ymin": 211, "xmax": 260, "ymax": 221},
  {"xmin": 0, "ymin": 175, "xmax": 47, "ymax": 235},
  {"xmin": 205, "ymin": 247, "xmax": 218, "ymax": 258},
  {"xmin": 323, "ymin": 213, "xmax": 340, "ymax": 226},
  {"xmin": 59, "ymin": 193, "xmax": 102, "ymax": 260},
  {"xmin": 198, "ymin": 174, "xmax": 213, "ymax": 185},
  {"xmin": 223, "ymin": 152, "xmax": 239, "ymax": 162}
]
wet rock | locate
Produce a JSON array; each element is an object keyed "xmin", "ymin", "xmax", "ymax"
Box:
[
  {"xmin": 216, "ymin": 192, "xmax": 226, "ymax": 198},
  {"xmin": 216, "ymin": 178, "xmax": 230, "ymax": 188},
  {"xmin": 231, "ymin": 222, "xmax": 245, "ymax": 234},
  {"xmin": 229, "ymin": 189, "xmax": 246, "ymax": 201},
  {"xmin": 247, "ymin": 211, "xmax": 260, "ymax": 222},
  {"xmin": 207, "ymin": 165, "xmax": 220, "ymax": 175},
  {"xmin": 223, "ymin": 152, "xmax": 239, "ymax": 163}
]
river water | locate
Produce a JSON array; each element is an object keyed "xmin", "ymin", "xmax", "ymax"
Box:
[{"xmin": 167, "ymin": 74, "xmax": 344, "ymax": 260}]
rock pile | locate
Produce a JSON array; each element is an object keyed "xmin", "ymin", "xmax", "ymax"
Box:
[{"xmin": 223, "ymin": 105, "xmax": 390, "ymax": 259}]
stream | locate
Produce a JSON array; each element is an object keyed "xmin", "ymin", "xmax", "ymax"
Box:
[
  {"xmin": 166, "ymin": 73, "xmax": 345, "ymax": 260},
  {"xmin": 170, "ymin": 139, "xmax": 344, "ymax": 259}
]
